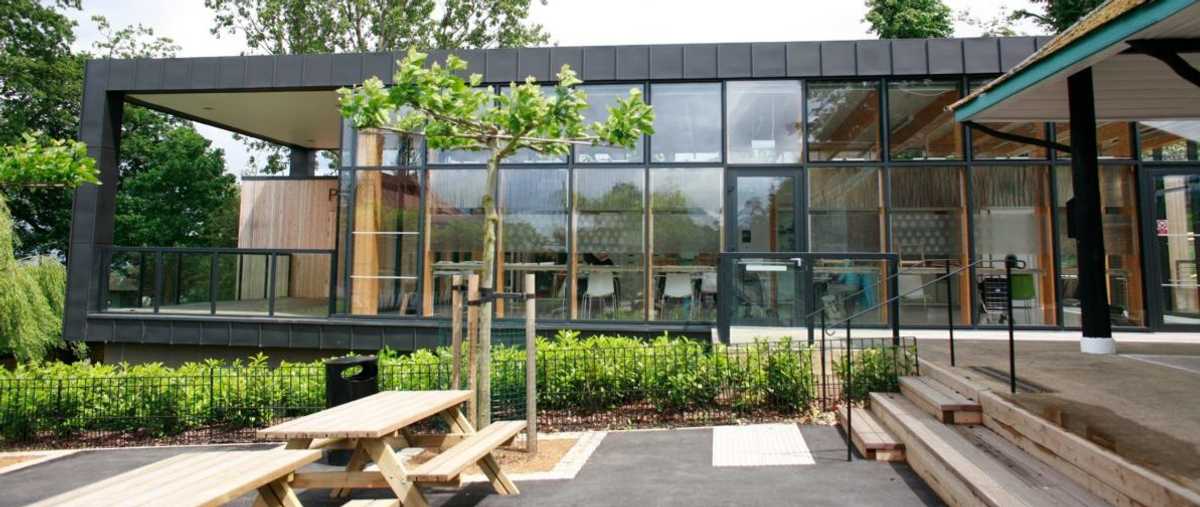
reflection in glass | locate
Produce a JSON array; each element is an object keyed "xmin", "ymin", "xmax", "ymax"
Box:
[
  {"xmin": 969, "ymin": 79, "xmax": 1046, "ymax": 159},
  {"xmin": 888, "ymin": 80, "xmax": 961, "ymax": 160},
  {"xmin": 889, "ymin": 167, "xmax": 967, "ymax": 325},
  {"xmin": 727, "ymin": 81, "xmax": 804, "ymax": 163},
  {"xmin": 650, "ymin": 168, "xmax": 722, "ymax": 321},
  {"xmin": 1139, "ymin": 121, "xmax": 1200, "ymax": 161},
  {"xmin": 972, "ymin": 166, "xmax": 1055, "ymax": 326},
  {"xmin": 731, "ymin": 258, "xmax": 799, "ymax": 327},
  {"xmin": 500, "ymin": 169, "xmax": 568, "ymax": 319},
  {"xmin": 1057, "ymin": 165, "xmax": 1145, "ymax": 326},
  {"xmin": 575, "ymin": 168, "xmax": 645, "ymax": 320},
  {"xmin": 104, "ymin": 251, "xmax": 156, "ymax": 312},
  {"xmin": 807, "ymin": 80, "xmax": 881, "ymax": 161},
  {"xmin": 160, "ymin": 253, "xmax": 212, "ymax": 312},
  {"xmin": 577, "ymin": 85, "xmax": 644, "ymax": 163},
  {"xmin": 428, "ymin": 169, "xmax": 488, "ymax": 316},
  {"xmin": 1054, "ymin": 122, "xmax": 1132, "ymax": 159},
  {"xmin": 809, "ymin": 167, "xmax": 882, "ymax": 253},
  {"xmin": 1154, "ymin": 174, "xmax": 1200, "ymax": 324},
  {"xmin": 351, "ymin": 169, "xmax": 421, "ymax": 316},
  {"xmin": 811, "ymin": 258, "xmax": 887, "ymax": 326},
  {"xmin": 651, "ymin": 83, "xmax": 722, "ymax": 163},
  {"xmin": 735, "ymin": 176, "xmax": 794, "ymax": 252}
]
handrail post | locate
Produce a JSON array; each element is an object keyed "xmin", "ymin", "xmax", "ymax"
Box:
[
  {"xmin": 819, "ymin": 311, "xmax": 827, "ymax": 410},
  {"xmin": 845, "ymin": 316, "xmax": 852, "ymax": 462},
  {"xmin": 888, "ymin": 257, "xmax": 899, "ymax": 348},
  {"xmin": 1005, "ymin": 254, "xmax": 1017, "ymax": 394},
  {"xmin": 945, "ymin": 260, "xmax": 955, "ymax": 367}
]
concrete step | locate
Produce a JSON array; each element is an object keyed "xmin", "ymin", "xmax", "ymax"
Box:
[
  {"xmin": 837, "ymin": 405, "xmax": 904, "ymax": 462},
  {"xmin": 900, "ymin": 376, "xmax": 982, "ymax": 425},
  {"xmin": 870, "ymin": 392, "xmax": 1108, "ymax": 507}
]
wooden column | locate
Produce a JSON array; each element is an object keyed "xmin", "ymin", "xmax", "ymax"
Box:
[
  {"xmin": 524, "ymin": 273, "xmax": 537, "ymax": 455},
  {"xmin": 451, "ymin": 274, "xmax": 463, "ymax": 389},
  {"xmin": 351, "ymin": 132, "xmax": 383, "ymax": 315},
  {"xmin": 957, "ymin": 168, "xmax": 973, "ymax": 325},
  {"xmin": 1066, "ymin": 68, "xmax": 1113, "ymax": 345}
]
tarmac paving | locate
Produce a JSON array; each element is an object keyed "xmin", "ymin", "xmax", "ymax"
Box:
[{"xmin": 0, "ymin": 426, "xmax": 942, "ymax": 506}]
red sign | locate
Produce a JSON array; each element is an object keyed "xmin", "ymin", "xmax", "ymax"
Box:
[{"xmin": 1157, "ymin": 219, "xmax": 1170, "ymax": 237}]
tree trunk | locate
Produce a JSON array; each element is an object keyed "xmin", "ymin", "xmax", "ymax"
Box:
[{"xmin": 476, "ymin": 149, "xmax": 501, "ymax": 427}]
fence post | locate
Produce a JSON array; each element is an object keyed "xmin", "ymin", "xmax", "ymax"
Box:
[
  {"xmin": 209, "ymin": 368, "xmax": 215, "ymax": 422},
  {"xmin": 819, "ymin": 311, "xmax": 827, "ymax": 411},
  {"xmin": 450, "ymin": 274, "xmax": 463, "ymax": 390},
  {"xmin": 1005, "ymin": 254, "xmax": 1017, "ymax": 395},
  {"xmin": 524, "ymin": 273, "xmax": 537, "ymax": 454},
  {"xmin": 946, "ymin": 260, "xmax": 956, "ymax": 367},
  {"xmin": 466, "ymin": 274, "xmax": 481, "ymax": 428},
  {"xmin": 845, "ymin": 317, "xmax": 853, "ymax": 462}
]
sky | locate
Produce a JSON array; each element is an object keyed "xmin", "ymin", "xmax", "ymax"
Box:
[{"xmin": 65, "ymin": 0, "xmax": 1045, "ymax": 175}]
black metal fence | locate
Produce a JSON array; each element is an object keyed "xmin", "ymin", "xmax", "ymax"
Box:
[{"xmin": 0, "ymin": 337, "xmax": 916, "ymax": 449}]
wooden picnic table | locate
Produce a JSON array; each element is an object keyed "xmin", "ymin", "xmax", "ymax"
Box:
[
  {"xmin": 27, "ymin": 449, "xmax": 321, "ymax": 507},
  {"xmin": 257, "ymin": 390, "xmax": 524, "ymax": 507}
]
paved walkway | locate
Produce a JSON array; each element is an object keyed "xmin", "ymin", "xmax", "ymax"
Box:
[{"xmin": 0, "ymin": 426, "xmax": 941, "ymax": 506}]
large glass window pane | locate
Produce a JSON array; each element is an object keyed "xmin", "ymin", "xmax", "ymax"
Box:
[
  {"xmin": 427, "ymin": 169, "xmax": 488, "ymax": 316},
  {"xmin": 889, "ymin": 167, "xmax": 969, "ymax": 325},
  {"xmin": 1053, "ymin": 122, "xmax": 1132, "ymax": 159},
  {"xmin": 807, "ymin": 80, "xmax": 881, "ymax": 161},
  {"xmin": 735, "ymin": 176, "xmax": 795, "ymax": 252},
  {"xmin": 972, "ymin": 166, "xmax": 1056, "ymax": 326},
  {"xmin": 576, "ymin": 84, "xmax": 644, "ymax": 163},
  {"xmin": 1139, "ymin": 121, "xmax": 1200, "ymax": 161},
  {"xmin": 888, "ymin": 80, "xmax": 961, "ymax": 160},
  {"xmin": 350, "ymin": 169, "xmax": 421, "ymax": 316},
  {"xmin": 215, "ymin": 253, "xmax": 271, "ymax": 315},
  {"xmin": 969, "ymin": 79, "xmax": 1047, "ymax": 160},
  {"xmin": 809, "ymin": 167, "xmax": 883, "ymax": 253},
  {"xmin": 104, "ymin": 251, "xmax": 155, "ymax": 312},
  {"xmin": 727, "ymin": 80, "xmax": 804, "ymax": 164},
  {"xmin": 575, "ymin": 168, "xmax": 645, "ymax": 320},
  {"xmin": 159, "ymin": 253, "xmax": 212, "ymax": 314},
  {"xmin": 500, "ymin": 169, "xmax": 568, "ymax": 319},
  {"xmin": 650, "ymin": 168, "xmax": 722, "ymax": 322},
  {"xmin": 1056, "ymin": 165, "xmax": 1145, "ymax": 326},
  {"xmin": 1154, "ymin": 174, "xmax": 1200, "ymax": 325},
  {"xmin": 650, "ymin": 83, "xmax": 722, "ymax": 163}
]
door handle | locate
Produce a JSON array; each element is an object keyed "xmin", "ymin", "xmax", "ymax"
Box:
[{"xmin": 790, "ymin": 257, "xmax": 804, "ymax": 267}]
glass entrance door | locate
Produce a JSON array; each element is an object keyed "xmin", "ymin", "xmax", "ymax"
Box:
[
  {"xmin": 1151, "ymin": 172, "xmax": 1200, "ymax": 326},
  {"xmin": 729, "ymin": 172, "xmax": 804, "ymax": 252}
]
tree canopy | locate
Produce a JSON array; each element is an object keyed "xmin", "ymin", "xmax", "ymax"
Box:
[
  {"xmin": 205, "ymin": 0, "xmax": 550, "ymax": 54},
  {"xmin": 1012, "ymin": 0, "xmax": 1106, "ymax": 33},
  {"xmin": 0, "ymin": 133, "xmax": 98, "ymax": 189},
  {"xmin": 864, "ymin": 0, "xmax": 954, "ymax": 39}
]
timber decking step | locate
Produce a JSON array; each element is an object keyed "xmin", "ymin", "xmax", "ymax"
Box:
[
  {"xmin": 870, "ymin": 392, "xmax": 1107, "ymax": 507},
  {"xmin": 900, "ymin": 376, "xmax": 982, "ymax": 425},
  {"xmin": 836, "ymin": 405, "xmax": 905, "ymax": 462},
  {"xmin": 341, "ymin": 501, "xmax": 400, "ymax": 507},
  {"xmin": 407, "ymin": 421, "xmax": 526, "ymax": 483}
]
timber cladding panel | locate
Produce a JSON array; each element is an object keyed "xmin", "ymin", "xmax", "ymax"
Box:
[{"xmin": 238, "ymin": 178, "xmax": 338, "ymax": 299}]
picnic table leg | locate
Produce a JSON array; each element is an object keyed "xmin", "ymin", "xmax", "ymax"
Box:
[
  {"xmin": 284, "ymin": 438, "xmax": 313, "ymax": 450},
  {"xmin": 267, "ymin": 478, "xmax": 304, "ymax": 507},
  {"xmin": 331, "ymin": 438, "xmax": 366, "ymax": 498},
  {"xmin": 362, "ymin": 438, "xmax": 429, "ymax": 507},
  {"xmin": 438, "ymin": 407, "xmax": 520, "ymax": 496}
]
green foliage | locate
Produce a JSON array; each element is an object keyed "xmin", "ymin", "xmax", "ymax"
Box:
[
  {"xmin": 1012, "ymin": 0, "xmax": 1106, "ymax": 33},
  {"xmin": 0, "ymin": 199, "xmax": 67, "ymax": 361},
  {"xmin": 205, "ymin": 0, "xmax": 549, "ymax": 55},
  {"xmin": 0, "ymin": 333, "xmax": 922, "ymax": 442},
  {"xmin": 0, "ymin": 133, "xmax": 98, "ymax": 189},
  {"xmin": 833, "ymin": 343, "xmax": 920, "ymax": 401},
  {"xmin": 864, "ymin": 0, "xmax": 954, "ymax": 39}
]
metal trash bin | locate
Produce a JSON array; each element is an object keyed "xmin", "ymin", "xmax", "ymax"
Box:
[{"xmin": 324, "ymin": 355, "xmax": 378, "ymax": 465}]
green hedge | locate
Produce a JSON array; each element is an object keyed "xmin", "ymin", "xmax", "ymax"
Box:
[{"xmin": 0, "ymin": 332, "xmax": 915, "ymax": 443}]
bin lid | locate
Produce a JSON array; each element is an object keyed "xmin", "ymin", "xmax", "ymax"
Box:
[{"xmin": 324, "ymin": 355, "xmax": 378, "ymax": 366}]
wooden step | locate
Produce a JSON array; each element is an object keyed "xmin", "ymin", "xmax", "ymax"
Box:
[
  {"xmin": 837, "ymin": 405, "xmax": 904, "ymax": 462},
  {"xmin": 870, "ymin": 392, "xmax": 1107, "ymax": 507},
  {"xmin": 341, "ymin": 501, "xmax": 400, "ymax": 507},
  {"xmin": 407, "ymin": 421, "xmax": 526, "ymax": 483},
  {"xmin": 900, "ymin": 376, "xmax": 982, "ymax": 425}
]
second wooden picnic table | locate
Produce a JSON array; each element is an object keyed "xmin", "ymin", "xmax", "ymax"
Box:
[{"xmin": 256, "ymin": 390, "xmax": 525, "ymax": 507}]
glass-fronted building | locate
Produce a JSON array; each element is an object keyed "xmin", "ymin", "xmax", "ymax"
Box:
[{"xmin": 70, "ymin": 37, "xmax": 1200, "ymax": 358}]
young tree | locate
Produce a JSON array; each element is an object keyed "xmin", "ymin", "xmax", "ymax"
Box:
[
  {"xmin": 339, "ymin": 49, "xmax": 653, "ymax": 426},
  {"xmin": 864, "ymin": 0, "xmax": 954, "ymax": 39},
  {"xmin": 1012, "ymin": 0, "xmax": 1106, "ymax": 33},
  {"xmin": 0, "ymin": 133, "xmax": 97, "ymax": 360}
]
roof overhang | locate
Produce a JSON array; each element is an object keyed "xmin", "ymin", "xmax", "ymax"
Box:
[
  {"xmin": 128, "ymin": 90, "xmax": 342, "ymax": 150},
  {"xmin": 953, "ymin": 0, "xmax": 1200, "ymax": 122}
]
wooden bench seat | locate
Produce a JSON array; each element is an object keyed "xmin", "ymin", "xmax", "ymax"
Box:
[
  {"xmin": 837, "ymin": 405, "xmax": 904, "ymax": 462},
  {"xmin": 899, "ymin": 376, "xmax": 982, "ymax": 424},
  {"xmin": 407, "ymin": 421, "xmax": 526, "ymax": 483},
  {"xmin": 28, "ymin": 449, "xmax": 321, "ymax": 507}
]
